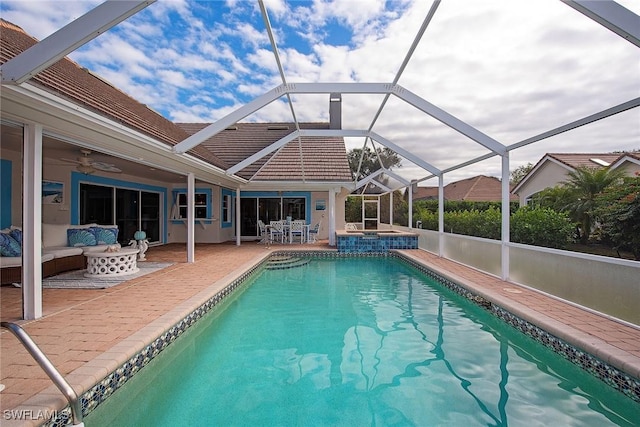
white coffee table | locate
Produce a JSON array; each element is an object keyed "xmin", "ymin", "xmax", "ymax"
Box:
[{"xmin": 84, "ymin": 248, "xmax": 140, "ymax": 278}]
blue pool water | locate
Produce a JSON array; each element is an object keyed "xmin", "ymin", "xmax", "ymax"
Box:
[{"xmin": 86, "ymin": 257, "xmax": 639, "ymax": 426}]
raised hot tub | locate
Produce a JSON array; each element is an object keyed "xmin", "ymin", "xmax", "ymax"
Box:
[{"xmin": 336, "ymin": 229, "xmax": 418, "ymax": 253}]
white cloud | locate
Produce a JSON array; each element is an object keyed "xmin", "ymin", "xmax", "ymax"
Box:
[{"xmin": 1, "ymin": 0, "xmax": 638, "ymax": 186}]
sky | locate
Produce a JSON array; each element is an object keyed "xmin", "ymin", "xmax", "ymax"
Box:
[{"xmin": 1, "ymin": 0, "xmax": 639, "ymax": 187}]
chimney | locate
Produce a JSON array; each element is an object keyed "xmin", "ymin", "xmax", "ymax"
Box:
[{"xmin": 329, "ymin": 93, "xmax": 342, "ymax": 129}]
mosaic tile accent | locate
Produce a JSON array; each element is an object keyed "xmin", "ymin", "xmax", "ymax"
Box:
[
  {"xmin": 44, "ymin": 251, "xmax": 639, "ymax": 426},
  {"xmin": 336, "ymin": 233, "xmax": 418, "ymax": 253}
]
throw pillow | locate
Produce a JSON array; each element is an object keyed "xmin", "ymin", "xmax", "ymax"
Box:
[
  {"xmin": 0, "ymin": 232, "xmax": 21, "ymax": 257},
  {"xmin": 91, "ymin": 227, "xmax": 118, "ymax": 245},
  {"xmin": 67, "ymin": 228, "xmax": 97, "ymax": 247}
]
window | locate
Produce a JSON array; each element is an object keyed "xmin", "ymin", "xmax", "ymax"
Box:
[
  {"xmin": 172, "ymin": 188, "xmax": 212, "ymax": 221},
  {"xmin": 223, "ymin": 194, "xmax": 232, "ymax": 223},
  {"xmin": 221, "ymin": 189, "xmax": 234, "ymax": 228},
  {"xmin": 177, "ymin": 193, "xmax": 207, "ymax": 219}
]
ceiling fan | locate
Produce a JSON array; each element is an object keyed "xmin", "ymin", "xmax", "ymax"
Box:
[{"xmin": 60, "ymin": 149, "xmax": 122, "ymax": 174}]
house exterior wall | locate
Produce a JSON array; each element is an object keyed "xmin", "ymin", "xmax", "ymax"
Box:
[
  {"xmin": 516, "ymin": 161, "xmax": 570, "ymax": 205},
  {"xmin": 617, "ymin": 160, "xmax": 640, "ymax": 176}
]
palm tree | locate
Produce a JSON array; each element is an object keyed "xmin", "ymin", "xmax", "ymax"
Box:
[{"xmin": 561, "ymin": 166, "xmax": 626, "ymax": 243}]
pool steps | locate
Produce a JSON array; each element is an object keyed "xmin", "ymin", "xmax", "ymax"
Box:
[{"xmin": 265, "ymin": 255, "xmax": 309, "ymax": 270}]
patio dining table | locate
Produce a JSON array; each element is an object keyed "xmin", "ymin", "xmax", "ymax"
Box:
[{"xmin": 267, "ymin": 221, "xmax": 309, "ymax": 244}]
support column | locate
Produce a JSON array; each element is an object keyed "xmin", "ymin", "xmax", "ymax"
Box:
[
  {"xmin": 187, "ymin": 173, "xmax": 195, "ymax": 263},
  {"xmin": 501, "ymin": 153, "xmax": 510, "ymax": 281},
  {"xmin": 23, "ymin": 123, "xmax": 43, "ymax": 320},
  {"xmin": 328, "ymin": 188, "xmax": 336, "ymax": 246},
  {"xmin": 408, "ymin": 182, "xmax": 413, "ymax": 229},
  {"xmin": 235, "ymin": 187, "xmax": 241, "ymax": 246},
  {"xmin": 438, "ymin": 174, "xmax": 444, "ymax": 257},
  {"xmin": 389, "ymin": 191, "xmax": 394, "ymax": 227}
]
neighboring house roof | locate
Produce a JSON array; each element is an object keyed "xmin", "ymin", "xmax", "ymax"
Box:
[
  {"xmin": 0, "ymin": 19, "xmax": 229, "ymax": 170},
  {"xmin": 177, "ymin": 122, "xmax": 353, "ymax": 182},
  {"xmin": 610, "ymin": 152, "xmax": 640, "ymax": 171},
  {"xmin": 414, "ymin": 175, "xmax": 516, "ymax": 202},
  {"xmin": 512, "ymin": 152, "xmax": 640, "ymax": 195}
]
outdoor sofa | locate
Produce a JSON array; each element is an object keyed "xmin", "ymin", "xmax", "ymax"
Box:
[{"xmin": 0, "ymin": 223, "xmax": 120, "ymax": 285}]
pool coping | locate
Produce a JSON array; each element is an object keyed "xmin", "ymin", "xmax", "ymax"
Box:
[{"xmin": 13, "ymin": 249, "xmax": 639, "ymax": 426}]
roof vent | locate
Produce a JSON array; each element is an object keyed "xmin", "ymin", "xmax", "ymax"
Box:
[
  {"xmin": 267, "ymin": 125, "xmax": 289, "ymax": 130},
  {"xmin": 225, "ymin": 126, "xmax": 238, "ymax": 131},
  {"xmin": 590, "ymin": 158, "xmax": 610, "ymax": 167}
]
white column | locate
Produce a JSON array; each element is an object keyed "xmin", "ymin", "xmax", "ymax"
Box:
[
  {"xmin": 389, "ymin": 191, "xmax": 394, "ymax": 226},
  {"xmin": 438, "ymin": 174, "xmax": 444, "ymax": 257},
  {"xmin": 23, "ymin": 123, "xmax": 43, "ymax": 320},
  {"xmin": 408, "ymin": 182, "xmax": 413, "ymax": 229},
  {"xmin": 235, "ymin": 187, "xmax": 241, "ymax": 246},
  {"xmin": 501, "ymin": 154, "xmax": 511, "ymax": 281},
  {"xmin": 187, "ymin": 173, "xmax": 195, "ymax": 263},
  {"xmin": 328, "ymin": 188, "xmax": 336, "ymax": 246}
]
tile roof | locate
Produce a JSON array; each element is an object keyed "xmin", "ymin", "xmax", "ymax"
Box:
[
  {"xmin": 545, "ymin": 153, "xmax": 627, "ymax": 169},
  {"xmin": 414, "ymin": 175, "xmax": 517, "ymax": 202},
  {"xmin": 0, "ymin": 20, "xmax": 230, "ymax": 170},
  {"xmin": 177, "ymin": 122, "xmax": 353, "ymax": 182}
]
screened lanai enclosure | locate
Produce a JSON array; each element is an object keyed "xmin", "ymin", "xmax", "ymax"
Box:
[{"xmin": 1, "ymin": 0, "xmax": 638, "ymax": 321}]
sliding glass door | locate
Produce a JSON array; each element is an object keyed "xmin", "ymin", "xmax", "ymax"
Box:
[
  {"xmin": 80, "ymin": 183, "xmax": 161, "ymax": 244},
  {"xmin": 240, "ymin": 194, "xmax": 308, "ymax": 238}
]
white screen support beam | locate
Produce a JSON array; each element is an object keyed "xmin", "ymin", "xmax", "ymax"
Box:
[
  {"xmin": 173, "ymin": 85, "xmax": 288, "ymax": 153},
  {"xmin": 175, "ymin": 82, "xmax": 504, "ymax": 169},
  {"xmin": 562, "ymin": 0, "xmax": 640, "ymax": 48},
  {"xmin": 390, "ymin": 86, "xmax": 506, "ymax": 155},
  {"xmin": 1, "ymin": 1, "xmax": 155, "ymax": 84},
  {"xmin": 226, "ymin": 132, "xmax": 298, "ymax": 175}
]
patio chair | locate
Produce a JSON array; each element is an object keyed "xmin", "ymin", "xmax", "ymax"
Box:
[
  {"xmin": 290, "ymin": 220, "xmax": 306, "ymax": 244},
  {"xmin": 257, "ymin": 220, "xmax": 269, "ymax": 244},
  {"xmin": 269, "ymin": 220, "xmax": 285, "ymax": 244},
  {"xmin": 345, "ymin": 223, "xmax": 359, "ymax": 231},
  {"xmin": 307, "ymin": 222, "xmax": 320, "ymax": 243}
]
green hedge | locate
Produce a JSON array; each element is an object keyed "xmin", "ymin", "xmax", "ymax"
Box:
[{"xmin": 412, "ymin": 204, "xmax": 575, "ymax": 249}]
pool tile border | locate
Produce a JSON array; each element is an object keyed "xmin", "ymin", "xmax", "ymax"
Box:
[
  {"xmin": 44, "ymin": 250, "xmax": 639, "ymax": 426},
  {"xmin": 393, "ymin": 252, "xmax": 640, "ymax": 404},
  {"xmin": 42, "ymin": 260, "xmax": 267, "ymax": 427}
]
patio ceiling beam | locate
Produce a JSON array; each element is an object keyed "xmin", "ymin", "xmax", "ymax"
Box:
[
  {"xmin": 391, "ymin": 85, "xmax": 507, "ymax": 155},
  {"xmin": 173, "ymin": 85, "xmax": 287, "ymax": 153},
  {"xmin": 562, "ymin": 0, "xmax": 640, "ymax": 48},
  {"xmin": 1, "ymin": 0, "xmax": 155, "ymax": 84}
]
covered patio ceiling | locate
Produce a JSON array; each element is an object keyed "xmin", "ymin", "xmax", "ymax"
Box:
[{"xmin": 1, "ymin": 0, "xmax": 639, "ymax": 194}]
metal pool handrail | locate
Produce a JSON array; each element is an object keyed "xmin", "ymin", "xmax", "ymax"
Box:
[{"xmin": 1, "ymin": 321, "xmax": 84, "ymax": 426}]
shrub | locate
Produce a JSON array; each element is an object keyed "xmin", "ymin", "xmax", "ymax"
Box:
[{"xmin": 511, "ymin": 206, "xmax": 575, "ymax": 249}]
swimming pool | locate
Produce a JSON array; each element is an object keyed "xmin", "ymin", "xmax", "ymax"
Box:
[{"xmin": 84, "ymin": 255, "xmax": 639, "ymax": 426}]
